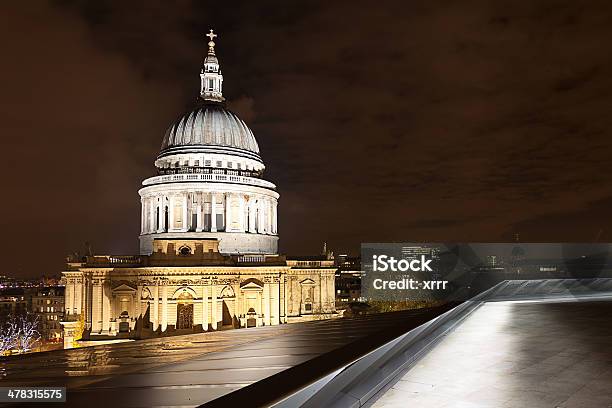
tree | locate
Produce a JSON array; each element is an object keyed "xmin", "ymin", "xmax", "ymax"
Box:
[
  {"xmin": 0, "ymin": 319, "xmax": 19, "ymax": 355},
  {"xmin": 0, "ymin": 314, "xmax": 40, "ymax": 355},
  {"xmin": 72, "ymin": 313, "xmax": 85, "ymax": 348},
  {"xmin": 17, "ymin": 315, "xmax": 40, "ymax": 352}
]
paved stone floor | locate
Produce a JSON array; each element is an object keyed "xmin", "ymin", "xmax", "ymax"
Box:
[
  {"xmin": 373, "ymin": 299, "xmax": 612, "ymax": 408},
  {"xmin": 0, "ymin": 309, "xmax": 439, "ymax": 407}
]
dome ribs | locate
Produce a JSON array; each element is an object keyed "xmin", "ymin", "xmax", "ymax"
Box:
[{"xmin": 159, "ymin": 105, "xmax": 260, "ymax": 156}]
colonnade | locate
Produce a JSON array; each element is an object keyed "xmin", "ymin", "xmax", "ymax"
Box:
[{"xmin": 140, "ymin": 192, "xmax": 277, "ymax": 235}]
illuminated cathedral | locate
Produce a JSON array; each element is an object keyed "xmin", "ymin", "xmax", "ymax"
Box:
[{"xmin": 61, "ymin": 31, "xmax": 335, "ymax": 344}]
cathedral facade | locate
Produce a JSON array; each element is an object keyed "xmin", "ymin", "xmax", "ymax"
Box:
[{"xmin": 61, "ymin": 31, "xmax": 335, "ymax": 343}]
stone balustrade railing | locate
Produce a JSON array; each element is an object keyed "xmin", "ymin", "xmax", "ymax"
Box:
[
  {"xmin": 86, "ymin": 255, "xmax": 143, "ymax": 266},
  {"xmin": 142, "ymin": 173, "xmax": 276, "ymax": 190}
]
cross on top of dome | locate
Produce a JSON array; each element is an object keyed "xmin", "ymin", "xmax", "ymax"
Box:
[
  {"xmin": 206, "ymin": 29, "xmax": 217, "ymax": 55},
  {"xmin": 200, "ymin": 29, "xmax": 224, "ymax": 102}
]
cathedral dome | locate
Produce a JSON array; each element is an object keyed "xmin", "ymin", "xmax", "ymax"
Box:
[
  {"xmin": 160, "ymin": 102, "xmax": 260, "ymax": 158},
  {"xmin": 139, "ymin": 29, "xmax": 279, "ymax": 258}
]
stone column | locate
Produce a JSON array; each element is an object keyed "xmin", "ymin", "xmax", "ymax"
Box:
[
  {"xmin": 182, "ymin": 193, "xmax": 188, "ymax": 231},
  {"xmin": 145, "ymin": 198, "xmax": 150, "ymax": 233},
  {"xmin": 248, "ymin": 198, "xmax": 256, "ymax": 233},
  {"xmin": 74, "ymin": 279, "xmax": 82, "ymax": 315},
  {"xmin": 211, "ymin": 285, "xmax": 218, "ymax": 330},
  {"xmin": 257, "ymin": 200, "xmax": 264, "ymax": 234},
  {"xmin": 85, "ymin": 278, "xmax": 92, "ymax": 330},
  {"xmin": 65, "ymin": 278, "xmax": 74, "ymax": 315},
  {"xmin": 91, "ymin": 280, "xmax": 102, "ymax": 333},
  {"xmin": 267, "ymin": 200, "xmax": 272, "ymax": 234},
  {"xmin": 242, "ymin": 291, "xmax": 247, "ymax": 321},
  {"xmin": 272, "ymin": 281, "xmax": 280, "ymax": 325},
  {"xmin": 257, "ymin": 291, "xmax": 262, "ymax": 326},
  {"xmin": 264, "ymin": 280, "xmax": 271, "ymax": 326},
  {"xmin": 149, "ymin": 197, "xmax": 155, "ymax": 233},
  {"xmin": 282, "ymin": 276, "xmax": 287, "ymax": 323},
  {"xmin": 135, "ymin": 285, "xmax": 142, "ymax": 319},
  {"xmin": 238, "ymin": 195, "xmax": 245, "ymax": 232},
  {"xmin": 263, "ymin": 200, "xmax": 268, "ymax": 234},
  {"xmin": 102, "ymin": 280, "xmax": 111, "ymax": 334},
  {"xmin": 140, "ymin": 198, "xmax": 145, "ymax": 234},
  {"xmin": 201, "ymin": 285, "xmax": 208, "ymax": 331},
  {"xmin": 196, "ymin": 203, "xmax": 203, "ymax": 232},
  {"xmin": 152, "ymin": 281, "xmax": 159, "ymax": 332},
  {"xmin": 225, "ymin": 193, "xmax": 232, "ymax": 232},
  {"xmin": 264, "ymin": 200, "xmax": 268, "ymax": 233},
  {"xmin": 161, "ymin": 284, "xmax": 168, "ymax": 332},
  {"xmin": 272, "ymin": 200, "xmax": 277, "ymax": 234},
  {"xmin": 211, "ymin": 193, "xmax": 217, "ymax": 232},
  {"xmin": 157, "ymin": 197, "xmax": 164, "ymax": 233},
  {"xmin": 168, "ymin": 195, "xmax": 175, "ymax": 231}
]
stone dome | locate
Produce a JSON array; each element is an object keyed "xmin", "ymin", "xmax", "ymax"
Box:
[{"xmin": 160, "ymin": 102, "xmax": 260, "ymax": 159}]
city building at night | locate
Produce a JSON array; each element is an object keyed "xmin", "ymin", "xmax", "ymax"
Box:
[
  {"xmin": 32, "ymin": 286, "xmax": 65, "ymax": 342},
  {"xmin": 61, "ymin": 31, "xmax": 335, "ymax": 345}
]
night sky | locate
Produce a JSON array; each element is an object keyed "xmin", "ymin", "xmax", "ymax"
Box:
[{"xmin": 2, "ymin": 1, "xmax": 612, "ymax": 278}]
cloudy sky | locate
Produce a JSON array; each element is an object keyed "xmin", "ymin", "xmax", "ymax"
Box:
[{"xmin": 2, "ymin": 1, "xmax": 612, "ymax": 277}]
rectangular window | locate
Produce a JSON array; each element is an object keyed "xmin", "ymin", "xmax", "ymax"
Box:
[
  {"xmin": 205, "ymin": 160, "xmax": 211, "ymax": 167},
  {"xmin": 216, "ymin": 161, "xmax": 222, "ymax": 167}
]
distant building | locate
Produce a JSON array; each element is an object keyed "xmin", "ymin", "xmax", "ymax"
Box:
[
  {"xmin": 401, "ymin": 246, "xmax": 441, "ymax": 262},
  {"xmin": 32, "ymin": 287, "xmax": 65, "ymax": 342},
  {"xmin": 486, "ymin": 255, "xmax": 499, "ymax": 267},
  {"xmin": 0, "ymin": 294, "xmax": 27, "ymax": 319},
  {"xmin": 401, "ymin": 245, "xmax": 441, "ymax": 280},
  {"xmin": 335, "ymin": 257, "xmax": 362, "ymax": 304}
]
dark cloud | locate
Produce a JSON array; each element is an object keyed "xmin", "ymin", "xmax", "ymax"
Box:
[{"xmin": 2, "ymin": 0, "xmax": 612, "ymax": 277}]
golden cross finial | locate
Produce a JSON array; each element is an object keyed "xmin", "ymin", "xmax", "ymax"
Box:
[{"xmin": 206, "ymin": 29, "xmax": 217, "ymax": 42}]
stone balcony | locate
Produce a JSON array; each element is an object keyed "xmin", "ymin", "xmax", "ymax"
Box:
[{"xmin": 142, "ymin": 173, "xmax": 276, "ymax": 190}]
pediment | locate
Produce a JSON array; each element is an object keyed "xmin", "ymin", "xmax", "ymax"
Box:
[
  {"xmin": 300, "ymin": 278, "xmax": 316, "ymax": 285},
  {"xmin": 112, "ymin": 283, "xmax": 137, "ymax": 293},
  {"xmin": 240, "ymin": 278, "xmax": 264, "ymax": 291}
]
